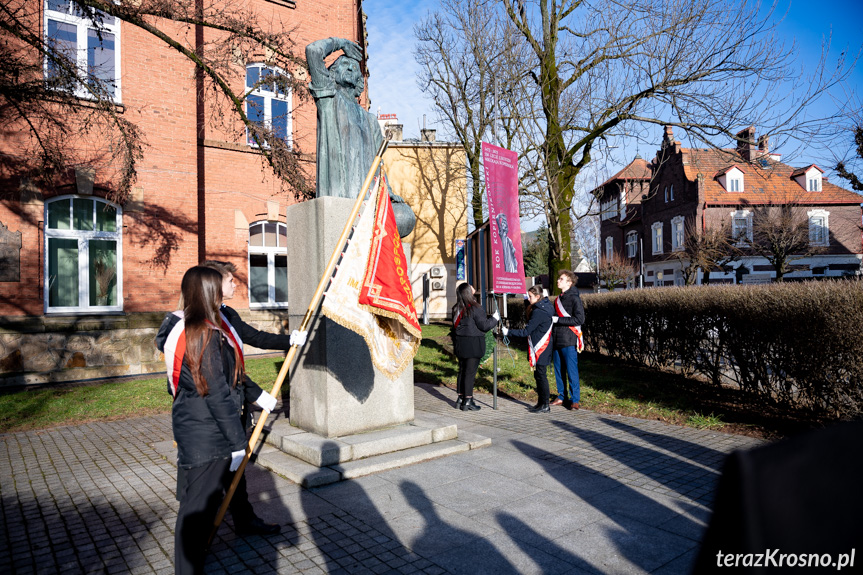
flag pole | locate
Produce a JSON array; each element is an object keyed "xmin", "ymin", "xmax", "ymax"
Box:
[{"xmin": 208, "ymin": 139, "xmax": 390, "ymax": 546}]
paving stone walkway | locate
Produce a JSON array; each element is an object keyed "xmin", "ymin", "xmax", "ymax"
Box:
[{"xmin": 0, "ymin": 382, "xmax": 761, "ymax": 574}]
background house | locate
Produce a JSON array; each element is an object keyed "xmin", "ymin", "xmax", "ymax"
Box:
[
  {"xmin": 0, "ymin": 0, "xmax": 366, "ymax": 385},
  {"xmin": 381, "ymin": 122, "xmax": 468, "ymax": 320},
  {"xmin": 595, "ymin": 126, "xmax": 863, "ymax": 287}
]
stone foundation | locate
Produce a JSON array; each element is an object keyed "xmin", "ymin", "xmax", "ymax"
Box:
[{"xmin": 0, "ymin": 309, "xmax": 290, "ymax": 388}]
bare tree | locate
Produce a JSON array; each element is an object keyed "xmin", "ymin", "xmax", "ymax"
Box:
[
  {"xmin": 1, "ymin": 0, "xmax": 312, "ymax": 205},
  {"xmin": 414, "ymin": 0, "xmax": 530, "ymax": 229},
  {"xmin": 668, "ymin": 219, "xmax": 740, "ymax": 285},
  {"xmin": 834, "ymin": 124, "xmax": 863, "ymax": 192},
  {"xmin": 597, "ymin": 251, "xmax": 635, "ymax": 291},
  {"xmin": 495, "ymin": 0, "xmax": 853, "ymax": 284},
  {"xmin": 746, "ymin": 203, "xmax": 824, "ymax": 282}
]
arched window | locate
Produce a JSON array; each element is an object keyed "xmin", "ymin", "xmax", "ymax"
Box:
[
  {"xmin": 44, "ymin": 195, "xmax": 122, "ymax": 312},
  {"xmin": 245, "ymin": 64, "xmax": 292, "ymax": 148},
  {"xmin": 248, "ymin": 221, "xmax": 288, "ymax": 308}
]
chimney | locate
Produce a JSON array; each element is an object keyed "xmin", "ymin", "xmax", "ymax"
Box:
[
  {"xmin": 420, "ymin": 128, "xmax": 436, "ymax": 142},
  {"xmin": 662, "ymin": 125, "xmax": 674, "ymax": 149},
  {"xmin": 758, "ymin": 135, "xmax": 769, "ymax": 156},
  {"xmin": 736, "ymin": 126, "xmax": 756, "ymax": 162},
  {"xmin": 385, "ymin": 123, "xmax": 403, "ymax": 141}
]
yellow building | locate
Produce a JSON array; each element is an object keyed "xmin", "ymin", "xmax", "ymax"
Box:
[{"xmin": 382, "ymin": 130, "xmax": 468, "ymax": 320}]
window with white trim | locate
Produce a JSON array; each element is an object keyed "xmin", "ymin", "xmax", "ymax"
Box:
[
  {"xmin": 605, "ymin": 236, "xmax": 613, "ymax": 261},
  {"xmin": 807, "ymin": 209, "xmax": 829, "ymax": 246},
  {"xmin": 600, "ymin": 196, "xmax": 617, "ymax": 221},
  {"xmin": 728, "ymin": 176, "xmax": 742, "ymax": 192},
  {"xmin": 651, "ymin": 221, "xmax": 663, "ymax": 254},
  {"xmin": 626, "ymin": 232, "xmax": 638, "ymax": 258},
  {"xmin": 619, "ymin": 189, "xmax": 627, "ymax": 220},
  {"xmin": 671, "ymin": 216, "xmax": 685, "ymax": 251},
  {"xmin": 808, "ymin": 177, "xmax": 822, "ymax": 191},
  {"xmin": 45, "ymin": 0, "xmax": 121, "ymax": 100},
  {"xmin": 245, "ymin": 64, "xmax": 292, "ymax": 148},
  {"xmin": 663, "ymin": 186, "xmax": 669, "ymax": 203},
  {"xmin": 248, "ymin": 221, "xmax": 288, "ymax": 308},
  {"xmin": 44, "ymin": 196, "xmax": 122, "ymax": 312},
  {"xmin": 731, "ymin": 210, "xmax": 752, "ymax": 246}
]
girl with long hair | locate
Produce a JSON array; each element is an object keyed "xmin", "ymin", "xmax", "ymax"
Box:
[
  {"xmin": 451, "ymin": 282, "xmax": 499, "ymax": 411},
  {"xmin": 156, "ymin": 266, "xmax": 248, "ymax": 574},
  {"xmin": 502, "ymin": 284, "xmax": 555, "ymax": 413}
]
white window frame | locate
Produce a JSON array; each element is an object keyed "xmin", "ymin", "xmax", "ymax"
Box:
[
  {"xmin": 44, "ymin": 0, "xmax": 122, "ymax": 102},
  {"xmin": 652, "ymin": 221, "xmax": 664, "ymax": 254},
  {"xmin": 248, "ymin": 221, "xmax": 289, "ymax": 309},
  {"xmin": 245, "ymin": 64, "xmax": 293, "ymax": 149},
  {"xmin": 671, "ymin": 216, "xmax": 685, "ymax": 252},
  {"xmin": 619, "ymin": 188, "xmax": 627, "ymax": 220},
  {"xmin": 625, "ymin": 231, "xmax": 638, "ymax": 258},
  {"xmin": 731, "ymin": 209, "xmax": 753, "ymax": 246},
  {"xmin": 808, "ymin": 177, "xmax": 822, "ymax": 192},
  {"xmin": 807, "ymin": 209, "xmax": 830, "ymax": 246},
  {"xmin": 43, "ymin": 195, "xmax": 123, "ymax": 313},
  {"xmin": 663, "ymin": 186, "xmax": 669, "ymax": 203},
  {"xmin": 605, "ymin": 236, "xmax": 614, "ymax": 261},
  {"xmin": 729, "ymin": 176, "xmax": 742, "ymax": 192}
]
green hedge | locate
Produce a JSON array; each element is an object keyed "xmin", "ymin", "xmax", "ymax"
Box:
[{"xmin": 582, "ymin": 280, "xmax": 863, "ymax": 418}]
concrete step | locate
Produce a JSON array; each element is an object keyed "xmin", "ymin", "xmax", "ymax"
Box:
[
  {"xmin": 255, "ymin": 446, "xmax": 341, "ymax": 488},
  {"xmin": 332, "ymin": 439, "xmax": 470, "ymax": 480}
]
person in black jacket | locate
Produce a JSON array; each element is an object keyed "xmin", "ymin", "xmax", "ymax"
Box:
[
  {"xmin": 155, "ymin": 266, "xmax": 253, "ymax": 574},
  {"xmin": 198, "ymin": 260, "xmax": 306, "ymax": 536},
  {"xmin": 502, "ymin": 284, "xmax": 555, "ymax": 413},
  {"xmin": 550, "ymin": 270, "xmax": 585, "ymax": 410},
  {"xmin": 451, "ymin": 283, "xmax": 499, "ymax": 411}
]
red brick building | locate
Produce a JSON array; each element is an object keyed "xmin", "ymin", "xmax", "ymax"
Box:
[
  {"xmin": 0, "ymin": 0, "xmax": 367, "ymax": 384},
  {"xmin": 595, "ymin": 126, "xmax": 863, "ymax": 288}
]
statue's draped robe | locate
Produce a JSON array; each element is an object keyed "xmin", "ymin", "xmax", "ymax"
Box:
[{"xmin": 307, "ymin": 42, "xmax": 383, "ymax": 199}]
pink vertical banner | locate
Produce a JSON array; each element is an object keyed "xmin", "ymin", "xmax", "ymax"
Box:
[{"xmin": 482, "ymin": 142, "xmax": 526, "ymax": 294}]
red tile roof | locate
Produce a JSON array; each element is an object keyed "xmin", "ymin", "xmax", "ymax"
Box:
[
  {"xmin": 790, "ymin": 164, "xmax": 824, "ymax": 177},
  {"xmin": 599, "ymin": 156, "xmax": 652, "ymax": 188},
  {"xmin": 679, "ymin": 148, "xmax": 863, "ymax": 205}
]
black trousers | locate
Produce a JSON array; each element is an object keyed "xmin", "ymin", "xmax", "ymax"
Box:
[
  {"xmin": 534, "ymin": 363, "xmax": 550, "ymax": 405},
  {"xmin": 174, "ymin": 459, "xmax": 257, "ymax": 575},
  {"xmin": 175, "ymin": 459, "xmax": 231, "ymax": 575},
  {"xmin": 457, "ymin": 356, "xmax": 480, "ymax": 397}
]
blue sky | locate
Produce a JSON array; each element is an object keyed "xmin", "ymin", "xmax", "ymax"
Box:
[
  {"xmin": 363, "ymin": 0, "xmax": 863, "ymax": 233},
  {"xmin": 364, "ymin": 0, "xmax": 863, "ymax": 145}
]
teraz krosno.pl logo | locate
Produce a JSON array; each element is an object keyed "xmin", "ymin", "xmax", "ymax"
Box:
[{"xmin": 716, "ymin": 549, "xmax": 856, "ymax": 570}]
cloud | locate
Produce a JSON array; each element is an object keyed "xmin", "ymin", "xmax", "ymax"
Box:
[{"xmin": 364, "ymin": 0, "xmax": 438, "ymax": 139}]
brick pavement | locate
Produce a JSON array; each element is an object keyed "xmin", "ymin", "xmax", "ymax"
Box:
[{"xmin": 0, "ymin": 382, "xmax": 761, "ymax": 574}]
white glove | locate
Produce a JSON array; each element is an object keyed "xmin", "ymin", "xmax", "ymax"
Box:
[
  {"xmin": 552, "ymin": 316, "xmax": 559, "ymax": 323},
  {"xmin": 229, "ymin": 449, "xmax": 246, "ymax": 472},
  {"xmin": 290, "ymin": 330, "xmax": 308, "ymax": 346},
  {"xmin": 501, "ymin": 326, "xmax": 509, "ymax": 336},
  {"xmin": 256, "ymin": 390, "xmax": 277, "ymax": 413},
  {"xmin": 492, "ymin": 311, "xmax": 500, "ymax": 321}
]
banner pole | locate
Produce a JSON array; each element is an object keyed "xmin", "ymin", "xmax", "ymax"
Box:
[{"xmin": 207, "ymin": 139, "xmax": 390, "ymax": 546}]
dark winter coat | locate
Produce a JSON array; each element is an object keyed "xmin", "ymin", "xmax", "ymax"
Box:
[
  {"xmin": 221, "ymin": 304, "xmax": 292, "ymax": 351},
  {"xmin": 156, "ymin": 314, "xmax": 252, "ymax": 470},
  {"xmin": 451, "ymin": 304, "xmax": 497, "ymax": 359},
  {"xmin": 552, "ymin": 288, "xmax": 585, "ymax": 349},
  {"xmin": 507, "ymin": 297, "xmax": 555, "ymax": 366}
]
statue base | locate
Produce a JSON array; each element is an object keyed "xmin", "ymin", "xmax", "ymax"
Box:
[{"xmin": 285, "ymin": 197, "xmax": 414, "ymax": 438}]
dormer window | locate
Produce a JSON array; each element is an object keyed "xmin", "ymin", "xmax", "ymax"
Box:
[
  {"xmin": 716, "ymin": 166, "xmax": 744, "ymax": 193},
  {"xmin": 792, "ymin": 165, "xmax": 823, "ymax": 192}
]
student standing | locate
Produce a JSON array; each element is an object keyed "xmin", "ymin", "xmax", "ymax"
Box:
[
  {"xmin": 550, "ymin": 270, "xmax": 585, "ymax": 410},
  {"xmin": 197, "ymin": 260, "xmax": 306, "ymax": 535},
  {"xmin": 156, "ymin": 266, "xmax": 254, "ymax": 574},
  {"xmin": 451, "ymin": 283, "xmax": 499, "ymax": 411},
  {"xmin": 503, "ymin": 284, "xmax": 555, "ymax": 413}
]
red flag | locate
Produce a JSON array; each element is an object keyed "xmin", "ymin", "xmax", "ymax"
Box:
[{"xmin": 359, "ymin": 180, "xmax": 421, "ymax": 338}]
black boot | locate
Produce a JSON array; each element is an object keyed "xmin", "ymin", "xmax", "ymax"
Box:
[
  {"xmin": 465, "ymin": 397, "xmax": 481, "ymax": 411},
  {"xmin": 455, "ymin": 395, "xmax": 464, "ymax": 410},
  {"xmin": 529, "ymin": 403, "xmax": 550, "ymax": 413}
]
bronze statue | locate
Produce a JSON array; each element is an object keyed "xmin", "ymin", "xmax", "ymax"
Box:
[{"xmin": 306, "ymin": 38, "xmax": 416, "ymax": 237}]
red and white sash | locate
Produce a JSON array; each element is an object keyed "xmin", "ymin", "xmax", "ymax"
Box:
[
  {"xmin": 528, "ymin": 324, "xmax": 552, "ymax": 368},
  {"xmin": 554, "ymin": 296, "xmax": 584, "ymax": 353},
  {"xmin": 164, "ymin": 311, "xmax": 244, "ymax": 398},
  {"xmin": 453, "ymin": 306, "xmax": 467, "ymax": 328}
]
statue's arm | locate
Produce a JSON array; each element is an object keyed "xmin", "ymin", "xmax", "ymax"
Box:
[{"xmin": 306, "ymin": 38, "xmax": 363, "ymax": 97}]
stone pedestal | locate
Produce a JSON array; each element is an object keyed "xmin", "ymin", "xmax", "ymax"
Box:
[{"xmin": 286, "ymin": 197, "xmax": 414, "ymax": 438}]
